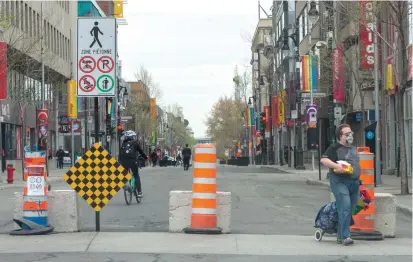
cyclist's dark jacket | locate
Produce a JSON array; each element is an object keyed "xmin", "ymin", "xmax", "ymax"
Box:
[{"xmin": 119, "ymin": 139, "xmax": 147, "ymax": 170}]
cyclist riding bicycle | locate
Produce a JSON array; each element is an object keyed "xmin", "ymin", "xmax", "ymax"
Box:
[{"xmin": 119, "ymin": 130, "xmax": 148, "ymax": 198}]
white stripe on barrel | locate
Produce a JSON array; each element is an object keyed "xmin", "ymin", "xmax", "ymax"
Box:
[
  {"xmin": 193, "ymin": 178, "xmax": 216, "ymax": 184},
  {"xmin": 191, "ymin": 208, "xmax": 217, "ymax": 215},
  {"xmin": 195, "ymin": 147, "xmax": 216, "ymax": 154},
  {"xmin": 193, "ymin": 162, "xmax": 216, "ymax": 169},
  {"xmin": 193, "ymin": 193, "xmax": 216, "ymax": 199}
]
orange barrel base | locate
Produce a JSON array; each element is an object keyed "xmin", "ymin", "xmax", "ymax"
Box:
[{"xmin": 184, "ymin": 226, "xmax": 222, "ymax": 234}]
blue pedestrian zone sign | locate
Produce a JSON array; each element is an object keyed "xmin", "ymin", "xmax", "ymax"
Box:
[{"xmin": 366, "ymin": 131, "xmax": 374, "ymax": 140}]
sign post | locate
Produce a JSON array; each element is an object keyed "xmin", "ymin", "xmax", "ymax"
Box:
[{"xmin": 77, "ymin": 17, "xmax": 117, "ymax": 232}]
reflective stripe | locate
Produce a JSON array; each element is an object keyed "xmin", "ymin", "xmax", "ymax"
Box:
[
  {"xmin": 361, "ymin": 169, "xmax": 374, "ymax": 175},
  {"xmin": 194, "ymin": 162, "xmax": 216, "ymax": 169},
  {"xmin": 23, "ymin": 210, "xmax": 48, "ymax": 217},
  {"xmin": 191, "ymin": 208, "xmax": 217, "ymax": 215},
  {"xmin": 359, "ymin": 154, "xmax": 374, "ymax": 160},
  {"xmin": 195, "ymin": 147, "xmax": 216, "ymax": 154},
  {"xmin": 193, "ymin": 193, "xmax": 216, "ymax": 199},
  {"xmin": 193, "ymin": 178, "xmax": 216, "ymax": 184}
]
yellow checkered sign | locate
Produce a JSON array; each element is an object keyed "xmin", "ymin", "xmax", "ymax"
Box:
[{"xmin": 63, "ymin": 143, "xmax": 131, "ymax": 211}]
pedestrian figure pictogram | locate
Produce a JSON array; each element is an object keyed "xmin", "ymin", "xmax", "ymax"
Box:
[
  {"xmin": 102, "ymin": 78, "xmax": 109, "ymax": 90},
  {"xmin": 90, "ymin": 21, "xmax": 103, "ymax": 48}
]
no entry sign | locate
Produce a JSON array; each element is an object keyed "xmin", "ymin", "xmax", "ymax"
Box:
[{"xmin": 77, "ymin": 18, "xmax": 117, "ymax": 97}]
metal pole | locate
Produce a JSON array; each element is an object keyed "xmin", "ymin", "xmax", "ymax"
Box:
[
  {"xmin": 374, "ymin": 18, "xmax": 381, "ymax": 185},
  {"xmin": 71, "ymin": 119, "xmax": 74, "ymax": 165},
  {"xmin": 84, "ymin": 98, "xmax": 88, "ymax": 152},
  {"xmin": 94, "ymin": 97, "xmax": 100, "ymax": 232}
]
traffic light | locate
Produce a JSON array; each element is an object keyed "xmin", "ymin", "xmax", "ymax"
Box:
[
  {"xmin": 117, "ymin": 123, "xmax": 123, "ymax": 135},
  {"xmin": 260, "ymin": 112, "xmax": 266, "ymax": 132},
  {"xmin": 106, "ymin": 114, "xmax": 112, "ymax": 134}
]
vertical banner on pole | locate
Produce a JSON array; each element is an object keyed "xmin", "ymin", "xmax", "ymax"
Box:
[
  {"xmin": 0, "ymin": 41, "xmax": 7, "ymax": 100},
  {"xmin": 68, "ymin": 80, "xmax": 78, "ymax": 119},
  {"xmin": 150, "ymin": 98, "xmax": 157, "ymax": 120},
  {"xmin": 332, "ymin": 43, "xmax": 345, "ymax": 103},
  {"xmin": 37, "ymin": 109, "xmax": 48, "ymax": 151}
]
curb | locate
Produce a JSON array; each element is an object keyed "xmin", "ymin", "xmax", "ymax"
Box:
[
  {"xmin": 305, "ymin": 178, "xmax": 413, "ymax": 216},
  {"xmin": 259, "ymin": 165, "xmax": 293, "ymax": 174}
]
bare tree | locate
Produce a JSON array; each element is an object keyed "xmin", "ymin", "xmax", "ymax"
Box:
[
  {"xmin": 134, "ymin": 65, "xmax": 164, "ymax": 104},
  {"xmin": 233, "ymin": 65, "xmax": 252, "ymax": 105}
]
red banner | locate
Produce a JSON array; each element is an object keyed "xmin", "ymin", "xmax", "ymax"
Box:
[
  {"xmin": 0, "ymin": 42, "xmax": 6, "ymax": 100},
  {"xmin": 359, "ymin": 1, "xmax": 374, "ymax": 70},
  {"xmin": 264, "ymin": 106, "xmax": 270, "ymax": 132},
  {"xmin": 272, "ymin": 96, "xmax": 279, "ymax": 127},
  {"xmin": 408, "ymin": 44, "xmax": 413, "ymax": 81},
  {"xmin": 333, "ymin": 43, "xmax": 345, "ymax": 103},
  {"xmin": 36, "ymin": 109, "xmax": 48, "ymax": 151}
]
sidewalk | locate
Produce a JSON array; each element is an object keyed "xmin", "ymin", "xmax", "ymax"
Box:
[
  {"xmin": 261, "ymin": 164, "xmax": 413, "ymax": 215},
  {"xmin": 0, "ymin": 164, "xmax": 67, "ymax": 190},
  {"xmin": 0, "ymin": 232, "xmax": 411, "ymax": 255}
]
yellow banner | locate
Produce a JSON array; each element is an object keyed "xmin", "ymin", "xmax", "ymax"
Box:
[
  {"xmin": 278, "ymin": 90, "xmax": 286, "ymax": 124},
  {"xmin": 150, "ymin": 98, "xmax": 157, "ymax": 120},
  {"xmin": 67, "ymin": 80, "xmax": 77, "ymax": 119},
  {"xmin": 114, "ymin": 0, "xmax": 124, "ymax": 18},
  {"xmin": 386, "ymin": 63, "xmax": 393, "ymax": 91}
]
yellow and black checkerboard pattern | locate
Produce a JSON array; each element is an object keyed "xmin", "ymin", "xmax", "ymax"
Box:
[{"xmin": 63, "ymin": 143, "xmax": 132, "ymax": 212}]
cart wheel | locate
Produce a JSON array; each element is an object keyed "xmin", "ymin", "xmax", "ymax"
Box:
[{"xmin": 315, "ymin": 230, "xmax": 323, "ymax": 241}]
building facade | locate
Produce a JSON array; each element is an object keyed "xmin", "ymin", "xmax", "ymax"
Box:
[{"xmin": 0, "ymin": 1, "xmax": 77, "ymax": 172}]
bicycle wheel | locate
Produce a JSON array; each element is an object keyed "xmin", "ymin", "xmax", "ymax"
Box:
[
  {"xmin": 124, "ymin": 181, "xmax": 132, "ymax": 205},
  {"xmin": 134, "ymin": 187, "xmax": 141, "ymax": 203}
]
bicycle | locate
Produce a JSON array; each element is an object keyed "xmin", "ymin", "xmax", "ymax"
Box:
[{"xmin": 123, "ymin": 157, "xmax": 144, "ymax": 205}]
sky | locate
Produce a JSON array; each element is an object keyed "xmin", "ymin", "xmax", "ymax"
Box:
[{"xmin": 118, "ymin": 0, "xmax": 273, "ymax": 137}]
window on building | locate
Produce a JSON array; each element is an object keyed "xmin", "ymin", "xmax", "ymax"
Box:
[
  {"xmin": 28, "ymin": 7, "xmax": 32, "ymax": 37},
  {"xmin": 4, "ymin": 124, "xmax": 21, "ymax": 160},
  {"xmin": 24, "ymin": 3, "xmax": 28, "ymax": 33},
  {"xmin": 20, "ymin": 2, "xmax": 24, "ymax": 31},
  {"xmin": 37, "ymin": 13, "xmax": 40, "ymax": 38},
  {"xmin": 10, "ymin": 0, "xmax": 15, "ymax": 26},
  {"xmin": 15, "ymin": 1, "xmax": 19, "ymax": 28}
]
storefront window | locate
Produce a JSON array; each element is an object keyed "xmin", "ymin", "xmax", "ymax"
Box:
[{"xmin": 4, "ymin": 124, "xmax": 21, "ymax": 160}]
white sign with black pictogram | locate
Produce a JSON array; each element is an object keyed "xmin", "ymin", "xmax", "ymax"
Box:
[
  {"xmin": 27, "ymin": 176, "xmax": 45, "ymax": 196},
  {"xmin": 77, "ymin": 17, "xmax": 117, "ymax": 97}
]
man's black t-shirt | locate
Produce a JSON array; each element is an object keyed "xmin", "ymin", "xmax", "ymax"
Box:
[{"xmin": 322, "ymin": 143, "xmax": 360, "ymax": 180}]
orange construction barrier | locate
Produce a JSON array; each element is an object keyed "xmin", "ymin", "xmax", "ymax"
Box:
[
  {"xmin": 351, "ymin": 147, "xmax": 375, "ymax": 233},
  {"xmin": 23, "ymin": 165, "xmax": 49, "ymax": 228},
  {"xmin": 184, "ymin": 143, "xmax": 222, "ymax": 234}
]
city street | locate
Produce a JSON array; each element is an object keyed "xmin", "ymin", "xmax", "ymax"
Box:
[
  {"xmin": 0, "ymin": 165, "xmax": 411, "ymax": 261},
  {"xmin": 0, "ymin": 166, "xmax": 411, "ymax": 237}
]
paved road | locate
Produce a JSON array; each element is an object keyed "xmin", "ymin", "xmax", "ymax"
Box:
[
  {"xmin": 1, "ymin": 253, "xmax": 412, "ymax": 262},
  {"xmin": 0, "ymin": 165, "xmax": 411, "ymax": 238}
]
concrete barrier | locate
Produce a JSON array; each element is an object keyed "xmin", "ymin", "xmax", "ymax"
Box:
[
  {"xmin": 329, "ymin": 191, "xmax": 396, "ymax": 238},
  {"xmin": 14, "ymin": 190, "xmax": 79, "ymax": 232},
  {"xmin": 374, "ymin": 193, "xmax": 396, "ymax": 238},
  {"xmin": 169, "ymin": 191, "xmax": 231, "ymax": 233}
]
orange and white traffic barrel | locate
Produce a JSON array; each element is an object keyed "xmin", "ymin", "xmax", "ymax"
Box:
[
  {"xmin": 184, "ymin": 143, "xmax": 222, "ymax": 234},
  {"xmin": 351, "ymin": 147, "xmax": 375, "ymax": 233},
  {"xmin": 23, "ymin": 165, "xmax": 48, "ymax": 228}
]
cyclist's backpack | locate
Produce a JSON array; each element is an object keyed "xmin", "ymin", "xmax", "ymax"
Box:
[{"xmin": 120, "ymin": 140, "xmax": 136, "ymax": 159}]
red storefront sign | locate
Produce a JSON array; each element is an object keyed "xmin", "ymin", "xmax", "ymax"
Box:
[
  {"xmin": 408, "ymin": 44, "xmax": 413, "ymax": 81},
  {"xmin": 332, "ymin": 43, "xmax": 345, "ymax": 103},
  {"xmin": 264, "ymin": 105, "xmax": 270, "ymax": 132},
  {"xmin": 0, "ymin": 42, "xmax": 7, "ymax": 100},
  {"xmin": 359, "ymin": 1, "xmax": 375, "ymax": 70},
  {"xmin": 272, "ymin": 96, "xmax": 279, "ymax": 127}
]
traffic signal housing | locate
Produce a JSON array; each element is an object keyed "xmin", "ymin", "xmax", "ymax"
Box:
[
  {"xmin": 117, "ymin": 123, "xmax": 123, "ymax": 135},
  {"xmin": 259, "ymin": 112, "xmax": 266, "ymax": 132}
]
